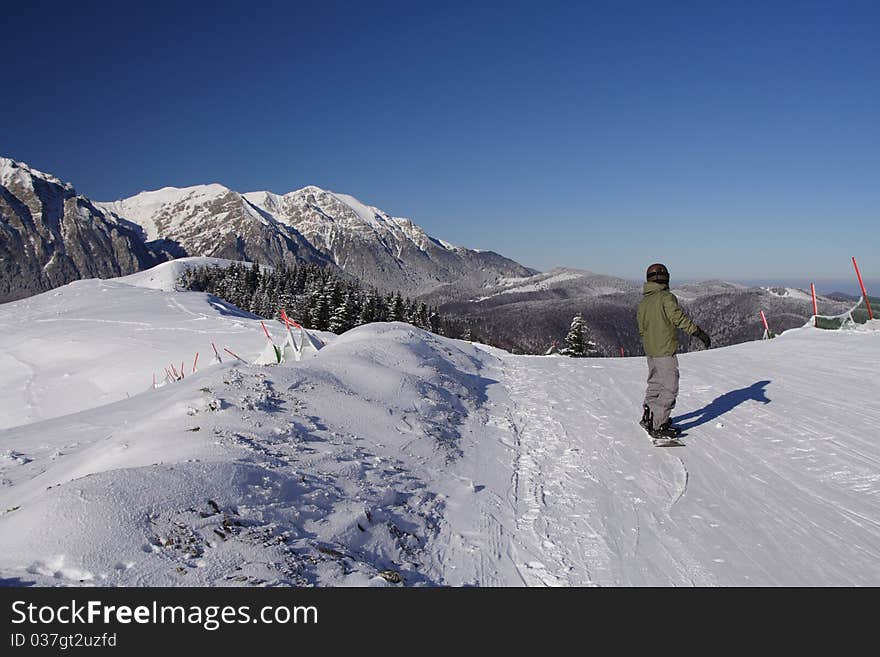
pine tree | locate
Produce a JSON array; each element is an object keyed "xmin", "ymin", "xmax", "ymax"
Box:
[
  {"xmin": 561, "ymin": 313, "xmax": 598, "ymax": 357},
  {"xmin": 404, "ymin": 299, "xmax": 416, "ymax": 324},
  {"xmin": 246, "ymin": 261, "xmax": 261, "ymax": 293},
  {"xmin": 330, "ymin": 295, "xmax": 357, "ymax": 334},
  {"xmin": 388, "ymin": 292, "xmax": 405, "ymax": 322},
  {"xmin": 373, "ymin": 290, "xmax": 389, "ymax": 322},
  {"xmin": 325, "ymin": 279, "xmax": 343, "ymax": 311},
  {"xmin": 414, "ymin": 303, "xmax": 430, "ymax": 330},
  {"xmin": 309, "ymin": 287, "xmax": 331, "ymax": 330}
]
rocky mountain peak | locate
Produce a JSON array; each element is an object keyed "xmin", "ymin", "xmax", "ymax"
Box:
[
  {"xmin": 1, "ymin": 156, "xmax": 72, "ymax": 193},
  {"xmin": 0, "ymin": 157, "xmax": 160, "ymax": 303}
]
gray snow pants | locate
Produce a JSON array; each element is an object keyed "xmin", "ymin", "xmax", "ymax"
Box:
[{"xmin": 644, "ymin": 355, "xmax": 680, "ymax": 430}]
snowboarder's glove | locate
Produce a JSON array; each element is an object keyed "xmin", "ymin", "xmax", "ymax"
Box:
[{"xmin": 694, "ymin": 329, "xmax": 711, "ymax": 349}]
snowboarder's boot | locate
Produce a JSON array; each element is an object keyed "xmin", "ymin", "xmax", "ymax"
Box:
[
  {"xmin": 639, "ymin": 404, "xmax": 653, "ymax": 432},
  {"xmin": 650, "ymin": 420, "xmax": 682, "ymax": 439}
]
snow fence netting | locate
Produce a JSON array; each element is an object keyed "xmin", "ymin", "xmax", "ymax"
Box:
[{"xmin": 813, "ymin": 295, "xmax": 877, "ymax": 330}]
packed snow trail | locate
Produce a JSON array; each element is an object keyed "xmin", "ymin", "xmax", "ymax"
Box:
[
  {"xmin": 501, "ymin": 354, "xmax": 705, "ymax": 585},
  {"xmin": 491, "ymin": 329, "xmax": 880, "ymax": 585}
]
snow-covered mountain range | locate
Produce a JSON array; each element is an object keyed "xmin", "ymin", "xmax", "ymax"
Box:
[
  {"xmin": 105, "ymin": 182, "xmax": 535, "ymax": 296},
  {"xmin": 2, "ymin": 262, "xmax": 879, "ymax": 586},
  {"xmin": 1, "ymin": 156, "xmax": 534, "ymax": 303}
]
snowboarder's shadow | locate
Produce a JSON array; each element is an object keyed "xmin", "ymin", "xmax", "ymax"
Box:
[{"xmin": 673, "ymin": 380, "xmax": 771, "ymax": 432}]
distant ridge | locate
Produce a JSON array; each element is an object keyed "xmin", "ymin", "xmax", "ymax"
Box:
[{"xmin": 1, "ymin": 156, "xmax": 534, "ymax": 302}]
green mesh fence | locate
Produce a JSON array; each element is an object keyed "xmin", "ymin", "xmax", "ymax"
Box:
[{"xmin": 814, "ymin": 296, "xmax": 878, "ymax": 329}]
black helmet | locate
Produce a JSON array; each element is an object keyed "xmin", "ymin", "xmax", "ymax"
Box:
[{"xmin": 646, "ymin": 263, "xmax": 670, "ymax": 284}]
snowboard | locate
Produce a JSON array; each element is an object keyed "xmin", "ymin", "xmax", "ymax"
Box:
[
  {"xmin": 651, "ymin": 436, "xmax": 685, "ymax": 447},
  {"xmin": 640, "ymin": 420, "xmax": 685, "ymax": 447}
]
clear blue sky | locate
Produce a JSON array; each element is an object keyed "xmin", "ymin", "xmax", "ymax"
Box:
[{"xmin": 3, "ymin": 0, "xmax": 878, "ymax": 290}]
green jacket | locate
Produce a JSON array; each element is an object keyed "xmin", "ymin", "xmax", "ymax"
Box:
[{"xmin": 637, "ymin": 282, "xmax": 701, "ymax": 357}]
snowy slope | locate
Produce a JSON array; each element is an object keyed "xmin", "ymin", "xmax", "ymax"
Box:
[
  {"xmin": 114, "ymin": 256, "xmax": 245, "ymax": 290},
  {"xmin": 1, "ymin": 266, "xmax": 879, "ymax": 586},
  {"xmin": 242, "ymin": 187, "xmax": 451, "ymax": 253},
  {"xmin": 471, "ymin": 268, "xmax": 635, "ymax": 302},
  {"xmin": 763, "ymin": 286, "xmax": 814, "ymax": 301},
  {"xmin": 0, "ymin": 263, "xmax": 300, "ymax": 430},
  {"xmin": 493, "ymin": 327, "xmax": 880, "ymax": 585},
  {"xmin": 100, "ymin": 184, "xmax": 241, "ymax": 242}
]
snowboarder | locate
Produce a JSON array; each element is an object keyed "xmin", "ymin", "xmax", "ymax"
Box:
[{"xmin": 637, "ymin": 263, "xmax": 711, "ymax": 440}]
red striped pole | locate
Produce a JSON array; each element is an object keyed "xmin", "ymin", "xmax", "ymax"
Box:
[
  {"xmin": 810, "ymin": 283, "xmax": 818, "ymax": 327},
  {"xmin": 852, "ymin": 257, "xmax": 874, "ymax": 320},
  {"xmin": 760, "ymin": 310, "xmax": 769, "ymax": 333},
  {"xmin": 180, "ymin": 362, "xmax": 185, "ymax": 379},
  {"xmin": 211, "ymin": 342, "xmax": 222, "ymax": 361},
  {"xmin": 223, "ymin": 347, "xmax": 247, "ymax": 363},
  {"xmin": 192, "ymin": 352, "xmax": 199, "ymax": 373},
  {"xmin": 260, "ymin": 321, "xmax": 272, "ymax": 340}
]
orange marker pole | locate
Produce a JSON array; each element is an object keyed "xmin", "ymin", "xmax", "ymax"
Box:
[
  {"xmin": 193, "ymin": 352, "xmax": 199, "ymax": 373},
  {"xmin": 260, "ymin": 321, "xmax": 272, "ymax": 340},
  {"xmin": 852, "ymin": 257, "xmax": 874, "ymax": 320},
  {"xmin": 810, "ymin": 283, "xmax": 818, "ymax": 327},
  {"xmin": 760, "ymin": 310, "xmax": 769, "ymax": 333}
]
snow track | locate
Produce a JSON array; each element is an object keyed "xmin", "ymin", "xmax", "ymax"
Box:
[
  {"xmin": 495, "ymin": 328, "xmax": 880, "ymax": 585},
  {"xmin": 502, "ymin": 355, "xmax": 704, "ymax": 585}
]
